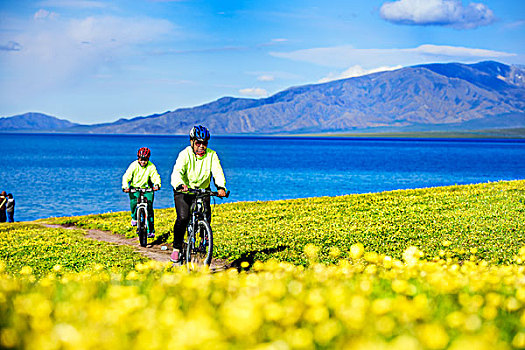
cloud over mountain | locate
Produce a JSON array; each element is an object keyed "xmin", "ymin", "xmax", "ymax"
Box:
[
  {"xmin": 239, "ymin": 88, "xmax": 269, "ymax": 97},
  {"xmin": 319, "ymin": 65, "xmax": 403, "ymax": 83},
  {"xmin": 380, "ymin": 0, "xmax": 495, "ymax": 29},
  {"xmin": 271, "ymin": 44, "xmax": 514, "ymax": 71}
]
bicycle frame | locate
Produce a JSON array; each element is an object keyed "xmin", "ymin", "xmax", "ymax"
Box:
[
  {"xmin": 185, "ymin": 188, "xmax": 227, "ymax": 226},
  {"xmin": 130, "ymin": 188, "xmax": 152, "ymax": 226},
  {"xmin": 129, "ymin": 187, "xmax": 154, "ymax": 247},
  {"xmin": 190, "ymin": 195, "xmax": 207, "ymax": 223},
  {"xmin": 175, "ymin": 188, "xmax": 229, "ymax": 268}
]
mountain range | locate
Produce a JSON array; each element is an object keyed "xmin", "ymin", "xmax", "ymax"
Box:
[{"xmin": 2, "ymin": 61, "xmax": 524, "ymax": 135}]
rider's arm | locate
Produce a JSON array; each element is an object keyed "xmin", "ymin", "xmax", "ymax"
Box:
[
  {"xmin": 122, "ymin": 161, "xmax": 137, "ymax": 189},
  {"xmin": 211, "ymin": 151, "xmax": 227, "ymax": 191},
  {"xmin": 148, "ymin": 163, "xmax": 162, "ymax": 189},
  {"xmin": 171, "ymin": 149, "xmax": 189, "ymax": 190}
]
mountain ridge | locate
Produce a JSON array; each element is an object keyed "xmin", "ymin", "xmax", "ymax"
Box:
[
  {"xmin": 2, "ymin": 61, "xmax": 524, "ymax": 134},
  {"xmin": 0, "ymin": 112, "xmax": 80, "ymax": 131}
]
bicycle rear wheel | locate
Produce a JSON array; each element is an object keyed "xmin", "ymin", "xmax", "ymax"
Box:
[
  {"xmin": 186, "ymin": 219, "xmax": 213, "ymax": 270},
  {"xmin": 137, "ymin": 207, "xmax": 148, "ymax": 247}
]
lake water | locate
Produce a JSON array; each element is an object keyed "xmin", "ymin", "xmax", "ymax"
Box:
[{"xmin": 2, "ymin": 133, "xmax": 524, "ymax": 221}]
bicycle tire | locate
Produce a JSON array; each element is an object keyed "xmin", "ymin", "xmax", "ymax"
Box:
[
  {"xmin": 186, "ymin": 219, "xmax": 213, "ymax": 270},
  {"xmin": 137, "ymin": 207, "xmax": 148, "ymax": 247}
]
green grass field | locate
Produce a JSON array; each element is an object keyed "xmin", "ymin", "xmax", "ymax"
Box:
[
  {"xmin": 40, "ymin": 180, "xmax": 524, "ymax": 266},
  {"xmin": 1, "ymin": 180, "xmax": 524, "ymax": 349}
]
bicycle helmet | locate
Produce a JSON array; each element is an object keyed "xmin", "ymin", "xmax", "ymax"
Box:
[
  {"xmin": 137, "ymin": 147, "xmax": 151, "ymax": 159},
  {"xmin": 189, "ymin": 125, "xmax": 210, "ymax": 142}
]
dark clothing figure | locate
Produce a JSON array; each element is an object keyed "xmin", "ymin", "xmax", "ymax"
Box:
[
  {"xmin": 172, "ymin": 190, "xmax": 211, "ymax": 249},
  {"xmin": 0, "ymin": 191, "xmax": 6, "ymax": 223},
  {"xmin": 6, "ymin": 194, "xmax": 15, "ymax": 223}
]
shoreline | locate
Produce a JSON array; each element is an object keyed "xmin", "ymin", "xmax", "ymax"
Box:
[{"xmin": 2, "ymin": 128, "xmax": 525, "ymax": 139}]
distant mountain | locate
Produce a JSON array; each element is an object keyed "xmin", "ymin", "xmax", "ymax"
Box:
[
  {"xmin": 0, "ymin": 112, "xmax": 79, "ymax": 131},
  {"xmin": 85, "ymin": 61, "xmax": 524, "ymax": 134},
  {"xmin": 3, "ymin": 61, "xmax": 525, "ymax": 134}
]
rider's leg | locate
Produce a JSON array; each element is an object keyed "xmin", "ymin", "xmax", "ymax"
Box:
[
  {"xmin": 144, "ymin": 191, "xmax": 155, "ymax": 233},
  {"xmin": 173, "ymin": 191, "xmax": 192, "ymax": 249},
  {"xmin": 129, "ymin": 192, "xmax": 139, "ymax": 225},
  {"xmin": 204, "ymin": 196, "xmax": 211, "ymax": 223}
]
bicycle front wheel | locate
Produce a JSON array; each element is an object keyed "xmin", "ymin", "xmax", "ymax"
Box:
[
  {"xmin": 137, "ymin": 207, "xmax": 148, "ymax": 247},
  {"xmin": 186, "ymin": 219, "xmax": 213, "ymax": 270}
]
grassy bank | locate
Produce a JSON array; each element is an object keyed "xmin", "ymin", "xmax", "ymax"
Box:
[
  {"xmin": 42, "ymin": 180, "xmax": 525, "ymax": 266},
  {"xmin": 0, "ymin": 223, "xmax": 148, "ymax": 277},
  {"xmin": 1, "ymin": 180, "xmax": 524, "ymax": 350},
  {"xmin": 286, "ymin": 128, "xmax": 525, "ymax": 139}
]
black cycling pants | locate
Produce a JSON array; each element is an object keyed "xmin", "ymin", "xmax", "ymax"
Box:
[{"xmin": 173, "ymin": 190, "xmax": 211, "ymax": 249}]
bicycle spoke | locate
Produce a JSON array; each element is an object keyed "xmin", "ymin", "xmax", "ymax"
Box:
[{"xmin": 186, "ymin": 220, "xmax": 213, "ymax": 271}]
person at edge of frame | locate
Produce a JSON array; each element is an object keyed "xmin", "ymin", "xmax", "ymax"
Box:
[
  {"xmin": 0, "ymin": 191, "xmax": 7, "ymax": 223},
  {"xmin": 6, "ymin": 193, "xmax": 15, "ymax": 223}
]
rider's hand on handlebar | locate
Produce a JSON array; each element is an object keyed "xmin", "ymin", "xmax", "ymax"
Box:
[
  {"xmin": 217, "ymin": 189, "xmax": 227, "ymax": 197},
  {"xmin": 123, "ymin": 188, "xmax": 130, "ymax": 193},
  {"xmin": 154, "ymin": 185, "xmax": 160, "ymax": 191},
  {"xmin": 178, "ymin": 184, "xmax": 189, "ymax": 192}
]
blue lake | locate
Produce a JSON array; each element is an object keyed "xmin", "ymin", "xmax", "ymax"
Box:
[{"xmin": 2, "ymin": 133, "xmax": 524, "ymax": 221}]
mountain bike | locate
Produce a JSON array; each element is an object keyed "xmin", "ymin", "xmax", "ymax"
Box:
[
  {"xmin": 129, "ymin": 187, "xmax": 155, "ymax": 247},
  {"xmin": 175, "ymin": 188, "xmax": 229, "ymax": 270}
]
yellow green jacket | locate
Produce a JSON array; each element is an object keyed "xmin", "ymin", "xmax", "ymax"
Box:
[
  {"xmin": 171, "ymin": 146, "xmax": 226, "ymax": 190},
  {"xmin": 122, "ymin": 160, "xmax": 161, "ymax": 189}
]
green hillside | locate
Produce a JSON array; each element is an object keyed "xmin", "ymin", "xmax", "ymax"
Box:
[
  {"xmin": 1, "ymin": 180, "xmax": 524, "ymax": 350},
  {"xmin": 38, "ymin": 180, "xmax": 525, "ymax": 266}
]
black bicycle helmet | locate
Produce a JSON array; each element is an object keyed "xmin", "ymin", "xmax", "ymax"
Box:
[{"xmin": 189, "ymin": 125, "xmax": 211, "ymax": 142}]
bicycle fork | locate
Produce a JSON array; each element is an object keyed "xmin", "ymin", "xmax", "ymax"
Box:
[
  {"xmin": 188, "ymin": 217, "xmax": 208, "ymax": 253},
  {"xmin": 136, "ymin": 202, "xmax": 149, "ymax": 232}
]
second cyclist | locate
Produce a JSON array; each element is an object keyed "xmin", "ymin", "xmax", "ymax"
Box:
[{"xmin": 122, "ymin": 147, "xmax": 161, "ymax": 238}]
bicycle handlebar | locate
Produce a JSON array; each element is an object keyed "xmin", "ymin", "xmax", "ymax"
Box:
[
  {"xmin": 175, "ymin": 188, "xmax": 230, "ymax": 198},
  {"xmin": 128, "ymin": 187, "xmax": 157, "ymax": 193}
]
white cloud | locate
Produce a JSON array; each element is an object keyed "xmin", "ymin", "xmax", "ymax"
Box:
[
  {"xmin": 68, "ymin": 16, "xmax": 172, "ymax": 46},
  {"xmin": 271, "ymin": 44, "xmax": 515, "ymax": 69},
  {"xmin": 0, "ymin": 13, "xmax": 174, "ymax": 91},
  {"xmin": 0, "ymin": 41, "xmax": 22, "ymax": 51},
  {"xmin": 380, "ymin": 0, "xmax": 495, "ymax": 29},
  {"xmin": 257, "ymin": 75, "xmax": 275, "ymax": 81},
  {"xmin": 414, "ymin": 44, "xmax": 511, "ymax": 57},
  {"xmin": 258, "ymin": 38, "xmax": 290, "ymax": 48},
  {"xmin": 504, "ymin": 20, "xmax": 525, "ymax": 30},
  {"xmin": 239, "ymin": 88, "xmax": 268, "ymax": 97},
  {"xmin": 34, "ymin": 9, "xmax": 59, "ymax": 20},
  {"xmin": 37, "ymin": 0, "xmax": 109, "ymax": 9},
  {"xmin": 318, "ymin": 65, "xmax": 403, "ymax": 83}
]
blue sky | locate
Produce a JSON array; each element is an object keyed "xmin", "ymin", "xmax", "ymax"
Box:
[{"xmin": 0, "ymin": 0, "xmax": 524, "ymax": 124}]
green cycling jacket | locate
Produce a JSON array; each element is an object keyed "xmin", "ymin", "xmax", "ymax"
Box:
[
  {"xmin": 122, "ymin": 160, "xmax": 161, "ymax": 189},
  {"xmin": 171, "ymin": 146, "xmax": 226, "ymax": 190}
]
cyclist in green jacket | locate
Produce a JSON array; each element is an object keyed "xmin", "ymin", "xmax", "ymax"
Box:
[
  {"xmin": 122, "ymin": 147, "xmax": 161, "ymax": 238},
  {"xmin": 170, "ymin": 125, "xmax": 227, "ymax": 262}
]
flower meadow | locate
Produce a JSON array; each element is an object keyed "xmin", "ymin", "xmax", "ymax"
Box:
[{"xmin": 1, "ymin": 180, "xmax": 525, "ymax": 349}]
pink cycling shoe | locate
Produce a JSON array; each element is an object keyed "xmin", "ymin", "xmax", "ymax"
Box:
[{"xmin": 169, "ymin": 249, "xmax": 180, "ymax": 263}]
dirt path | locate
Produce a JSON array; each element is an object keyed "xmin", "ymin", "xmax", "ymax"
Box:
[{"xmin": 41, "ymin": 224, "xmax": 231, "ymax": 271}]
